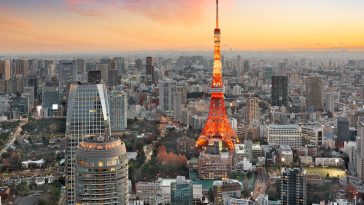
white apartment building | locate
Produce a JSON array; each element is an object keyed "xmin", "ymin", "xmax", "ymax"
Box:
[
  {"xmin": 267, "ymin": 125, "xmax": 302, "ymax": 149},
  {"xmin": 315, "ymin": 158, "xmax": 344, "ymax": 167}
]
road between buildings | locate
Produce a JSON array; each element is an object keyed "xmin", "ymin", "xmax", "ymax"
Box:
[{"xmin": 0, "ymin": 119, "xmax": 28, "ymax": 155}]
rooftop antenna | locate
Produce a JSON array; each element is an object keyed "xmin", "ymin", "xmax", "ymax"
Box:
[{"xmin": 216, "ymin": 0, "xmax": 219, "ymax": 28}]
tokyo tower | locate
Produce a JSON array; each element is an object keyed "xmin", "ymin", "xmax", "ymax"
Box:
[{"xmin": 196, "ymin": 0, "xmax": 239, "ymax": 150}]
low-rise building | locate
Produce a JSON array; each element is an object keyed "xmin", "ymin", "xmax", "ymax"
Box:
[
  {"xmin": 213, "ymin": 179, "xmax": 242, "ymax": 204},
  {"xmin": 198, "ymin": 152, "xmax": 232, "ymax": 180},
  {"xmin": 299, "ymin": 155, "xmax": 313, "ymax": 165},
  {"xmin": 315, "ymin": 158, "xmax": 345, "ymax": 168},
  {"xmin": 279, "ymin": 145, "xmax": 293, "ymax": 165},
  {"xmin": 306, "ymin": 175, "xmax": 326, "ymax": 185},
  {"xmin": 324, "ymin": 135, "xmax": 335, "ymax": 149}
]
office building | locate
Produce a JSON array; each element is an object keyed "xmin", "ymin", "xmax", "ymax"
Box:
[
  {"xmin": 177, "ymin": 86, "xmax": 187, "ymax": 104},
  {"xmin": 159, "ymin": 80, "xmax": 177, "ymax": 114},
  {"xmin": 28, "ymin": 78, "xmax": 39, "ymax": 101},
  {"xmin": 88, "ymin": 70, "xmax": 101, "ymax": 83},
  {"xmin": 198, "ymin": 152, "xmax": 232, "ymax": 180},
  {"xmin": 7, "ymin": 77, "xmax": 27, "ymax": 95},
  {"xmin": 114, "ymin": 57, "xmax": 126, "ymax": 76},
  {"xmin": 246, "ymin": 97, "xmax": 259, "ymax": 125},
  {"xmin": 45, "ymin": 60, "xmax": 54, "ymax": 72},
  {"xmin": 135, "ymin": 59, "xmax": 142, "ymax": 69},
  {"xmin": 76, "ymin": 59, "xmax": 85, "ymax": 74},
  {"xmin": 108, "ymin": 69, "xmax": 119, "ymax": 87},
  {"xmin": 337, "ymin": 116, "xmax": 349, "ymax": 142},
  {"xmin": 146, "ymin": 57, "xmax": 154, "ymax": 85},
  {"xmin": 96, "ymin": 64, "xmax": 109, "ymax": 84},
  {"xmin": 58, "ymin": 61, "xmax": 76, "ymax": 103},
  {"xmin": 170, "ymin": 176, "xmax": 193, "ymax": 205},
  {"xmin": 281, "ymin": 167, "xmax": 306, "ymax": 205},
  {"xmin": 278, "ymin": 62, "xmax": 287, "ymax": 76},
  {"xmin": 14, "ymin": 59, "xmax": 28, "ymax": 78},
  {"xmin": 23, "ymin": 86, "xmax": 34, "ymax": 105},
  {"xmin": 65, "ymin": 82, "xmax": 110, "ymax": 205},
  {"xmin": 271, "ymin": 76, "xmax": 288, "ymax": 107},
  {"xmin": 305, "ymin": 76, "xmax": 324, "ymax": 110},
  {"xmin": 109, "ymin": 91, "xmax": 127, "ymax": 131},
  {"xmin": 42, "ymin": 85, "xmax": 59, "ymax": 116},
  {"xmin": 75, "ymin": 136, "xmax": 128, "ymax": 205},
  {"xmin": 213, "ymin": 179, "xmax": 241, "ymax": 204},
  {"xmin": 236, "ymin": 55, "xmax": 241, "ymax": 75},
  {"xmin": 325, "ymin": 92, "xmax": 335, "ymax": 112},
  {"xmin": 173, "ymin": 92, "xmax": 182, "ymax": 121},
  {"xmin": 265, "ymin": 65, "xmax": 272, "ymax": 83},
  {"xmin": 267, "ymin": 125, "xmax": 302, "ymax": 149},
  {"xmin": 243, "ymin": 59, "xmax": 249, "ymax": 73},
  {"xmin": 0, "ymin": 93, "xmax": 8, "ymax": 116},
  {"xmin": 301, "ymin": 126, "xmax": 323, "ymax": 147},
  {"xmin": 0, "ymin": 60, "xmax": 11, "ymax": 80}
]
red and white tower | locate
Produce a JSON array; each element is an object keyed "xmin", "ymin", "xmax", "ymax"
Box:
[{"xmin": 196, "ymin": 0, "xmax": 239, "ymax": 150}]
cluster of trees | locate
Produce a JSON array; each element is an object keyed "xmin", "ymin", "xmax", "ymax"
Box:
[
  {"xmin": 4, "ymin": 152, "xmax": 22, "ymax": 166},
  {"xmin": 1, "ymin": 121, "xmax": 21, "ymax": 131},
  {"xmin": 37, "ymin": 177, "xmax": 63, "ymax": 205},
  {"xmin": 22, "ymin": 118, "xmax": 66, "ymax": 134},
  {"xmin": 266, "ymin": 179, "xmax": 281, "ymax": 201},
  {"xmin": 157, "ymin": 145, "xmax": 187, "ymax": 168},
  {"xmin": 307, "ymin": 183, "xmax": 337, "ymax": 204}
]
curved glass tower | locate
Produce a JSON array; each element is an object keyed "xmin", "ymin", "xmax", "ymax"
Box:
[
  {"xmin": 75, "ymin": 136, "xmax": 128, "ymax": 204},
  {"xmin": 65, "ymin": 82, "xmax": 110, "ymax": 205}
]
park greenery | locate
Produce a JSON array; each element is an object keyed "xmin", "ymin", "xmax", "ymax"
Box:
[{"xmin": 22, "ymin": 118, "xmax": 66, "ymax": 134}]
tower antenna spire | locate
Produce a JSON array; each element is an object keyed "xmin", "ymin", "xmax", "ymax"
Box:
[{"xmin": 216, "ymin": 0, "xmax": 219, "ymax": 28}]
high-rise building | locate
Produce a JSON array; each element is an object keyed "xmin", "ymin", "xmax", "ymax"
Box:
[
  {"xmin": 100, "ymin": 58, "xmax": 111, "ymax": 68},
  {"xmin": 177, "ymin": 86, "xmax": 187, "ymax": 104},
  {"xmin": 300, "ymin": 58, "xmax": 307, "ymax": 67},
  {"xmin": 135, "ymin": 59, "xmax": 143, "ymax": 70},
  {"xmin": 0, "ymin": 60, "xmax": 10, "ymax": 80},
  {"xmin": 146, "ymin": 57, "xmax": 154, "ymax": 85},
  {"xmin": 114, "ymin": 57, "xmax": 126, "ymax": 75},
  {"xmin": 170, "ymin": 176, "xmax": 193, "ymax": 205},
  {"xmin": 243, "ymin": 59, "xmax": 249, "ymax": 73},
  {"xmin": 28, "ymin": 59, "xmax": 38, "ymax": 76},
  {"xmin": 108, "ymin": 91, "xmax": 127, "ymax": 131},
  {"xmin": 0, "ymin": 93, "xmax": 8, "ymax": 116},
  {"xmin": 42, "ymin": 82, "xmax": 59, "ymax": 116},
  {"xmin": 278, "ymin": 62, "xmax": 287, "ymax": 76},
  {"xmin": 305, "ymin": 76, "xmax": 324, "ymax": 110},
  {"xmin": 281, "ymin": 167, "xmax": 306, "ymax": 205},
  {"xmin": 75, "ymin": 136, "xmax": 128, "ymax": 205},
  {"xmin": 325, "ymin": 92, "xmax": 335, "ymax": 112},
  {"xmin": 28, "ymin": 78, "xmax": 39, "ymax": 101},
  {"xmin": 58, "ymin": 61, "xmax": 76, "ymax": 103},
  {"xmin": 14, "ymin": 59, "xmax": 28, "ymax": 78},
  {"xmin": 236, "ymin": 55, "xmax": 241, "ymax": 75},
  {"xmin": 246, "ymin": 97, "xmax": 259, "ymax": 125},
  {"xmin": 265, "ymin": 66, "xmax": 272, "ymax": 84},
  {"xmin": 76, "ymin": 59, "xmax": 85, "ymax": 74},
  {"xmin": 45, "ymin": 60, "xmax": 54, "ymax": 72},
  {"xmin": 337, "ymin": 116, "xmax": 349, "ymax": 142},
  {"xmin": 159, "ymin": 80, "xmax": 177, "ymax": 114},
  {"xmin": 158, "ymin": 57, "xmax": 164, "ymax": 68},
  {"xmin": 96, "ymin": 64, "xmax": 108, "ymax": 84},
  {"xmin": 271, "ymin": 76, "xmax": 288, "ymax": 107},
  {"xmin": 108, "ymin": 69, "xmax": 119, "ymax": 87},
  {"xmin": 232, "ymin": 85, "xmax": 241, "ymax": 96},
  {"xmin": 357, "ymin": 120, "xmax": 364, "ymax": 180},
  {"xmin": 88, "ymin": 70, "xmax": 101, "ymax": 83},
  {"xmin": 6, "ymin": 77, "xmax": 27, "ymax": 95},
  {"xmin": 173, "ymin": 92, "xmax": 182, "ymax": 121},
  {"xmin": 23, "ymin": 86, "xmax": 34, "ymax": 105},
  {"xmin": 65, "ymin": 82, "xmax": 110, "ymax": 205}
]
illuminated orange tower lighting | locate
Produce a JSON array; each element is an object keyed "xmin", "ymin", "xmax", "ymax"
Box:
[{"xmin": 196, "ymin": 0, "xmax": 239, "ymax": 150}]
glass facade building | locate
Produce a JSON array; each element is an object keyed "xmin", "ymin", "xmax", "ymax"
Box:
[
  {"xmin": 75, "ymin": 136, "xmax": 128, "ymax": 205},
  {"xmin": 65, "ymin": 82, "xmax": 110, "ymax": 205},
  {"xmin": 109, "ymin": 91, "xmax": 127, "ymax": 131},
  {"xmin": 170, "ymin": 176, "xmax": 193, "ymax": 205},
  {"xmin": 271, "ymin": 76, "xmax": 288, "ymax": 107}
]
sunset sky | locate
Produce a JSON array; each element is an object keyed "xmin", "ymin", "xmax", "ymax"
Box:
[{"xmin": 1, "ymin": 0, "xmax": 364, "ymax": 52}]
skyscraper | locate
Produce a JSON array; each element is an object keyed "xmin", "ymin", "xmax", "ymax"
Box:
[
  {"xmin": 337, "ymin": 116, "xmax": 349, "ymax": 142},
  {"xmin": 14, "ymin": 59, "xmax": 28, "ymax": 78},
  {"xmin": 159, "ymin": 79, "xmax": 177, "ymax": 114},
  {"xmin": 170, "ymin": 176, "xmax": 193, "ymax": 205},
  {"xmin": 108, "ymin": 69, "xmax": 119, "ymax": 87},
  {"xmin": 243, "ymin": 59, "xmax": 249, "ymax": 73},
  {"xmin": 65, "ymin": 82, "xmax": 110, "ymax": 205},
  {"xmin": 109, "ymin": 91, "xmax": 127, "ymax": 131},
  {"xmin": 236, "ymin": 55, "xmax": 241, "ymax": 75},
  {"xmin": 265, "ymin": 65, "xmax": 272, "ymax": 84},
  {"xmin": 76, "ymin": 59, "xmax": 85, "ymax": 74},
  {"xmin": 246, "ymin": 97, "xmax": 259, "ymax": 125},
  {"xmin": 271, "ymin": 76, "xmax": 288, "ymax": 107},
  {"xmin": 0, "ymin": 60, "xmax": 10, "ymax": 80},
  {"xmin": 146, "ymin": 57, "xmax": 154, "ymax": 85},
  {"xmin": 281, "ymin": 167, "xmax": 306, "ymax": 205},
  {"xmin": 96, "ymin": 64, "xmax": 109, "ymax": 84},
  {"xmin": 88, "ymin": 70, "xmax": 101, "ymax": 83},
  {"xmin": 173, "ymin": 92, "xmax": 182, "ymax": 121},
  {"xmin": 325, "ymin": 92, "xmax": 335, "ymax": 112},
  {"xmin": 58, "ymin": 60, "xmax": 76, "ymax": 103},
  {"xmin": 278, "ymin": 62, "xmax": 287, "ymax": 76},
  {"xmin": 75, "ymin": 136, "xmax": 128, "ymax": 204},
  {"xmin": 305, "ymin": 76, "xmax": 324, "ymax": 110},
  {"xmin": 357, "ymin": 120, "xmax": 364, "ymax": 180}
]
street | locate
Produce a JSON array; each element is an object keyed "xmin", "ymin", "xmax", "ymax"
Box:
[{"xmin": 0, "ymin": 119, "xmax": 28, "ymax": 155}]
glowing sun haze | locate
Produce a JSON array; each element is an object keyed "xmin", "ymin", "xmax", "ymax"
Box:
[{"xmin": 1, "ymin": 0, "xmax": 364, "ymax": 52}]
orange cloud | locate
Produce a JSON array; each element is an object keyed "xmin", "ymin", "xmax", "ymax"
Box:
[{"xmin": 62, "ymin": 0, "xmax": 235, "ymax": 26}]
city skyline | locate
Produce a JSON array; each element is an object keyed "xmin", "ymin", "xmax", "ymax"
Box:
[{"xmin": 2, "ymin": 0, "xmax": 364, "ymax": 52}]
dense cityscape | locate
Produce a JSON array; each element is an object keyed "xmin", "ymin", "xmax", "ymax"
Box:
[{"xmin": 1, "ymin": 0, "xmax": 364, "ymax": 205}]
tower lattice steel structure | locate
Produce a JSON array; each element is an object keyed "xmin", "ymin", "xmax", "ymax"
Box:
[{"xmin": 196, "ymin": 0, "xmax": 239, "ymax": 150}]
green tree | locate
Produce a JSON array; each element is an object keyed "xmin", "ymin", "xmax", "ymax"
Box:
[
  {"xmin": 326, "ymin": 173, "xmax": 330, "ymax": 178},
  {"xmin": 272, "ymin": 179, "xmax": 281, "ymax": 198}
]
